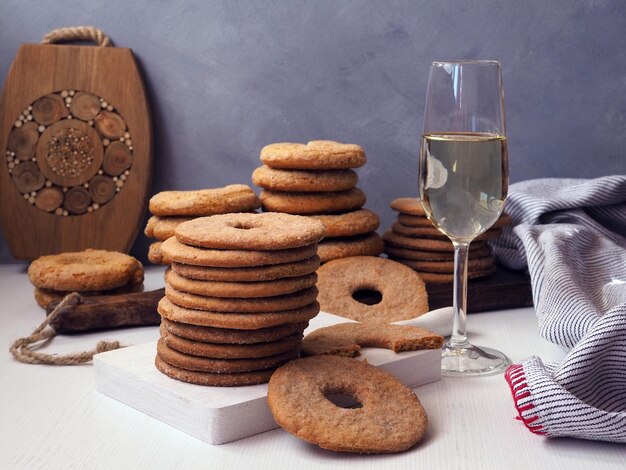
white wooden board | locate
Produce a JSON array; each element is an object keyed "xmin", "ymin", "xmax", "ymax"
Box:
[{"xmin": 94, "ymin": 311, "xmax": 445, "ymax": 445}]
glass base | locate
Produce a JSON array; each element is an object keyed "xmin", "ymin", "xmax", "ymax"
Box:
[{"xmin": 441, "ymin": 342, "xmax": 510, "ymax": 377}]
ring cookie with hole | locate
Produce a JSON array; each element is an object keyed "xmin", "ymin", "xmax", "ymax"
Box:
[
  {"xmin": 302, "ymin": 323, "xmax": 444, "ymax": 357},
  {"xmin": 252, "ymin": 165, "xmax": 358, "ymax": 192},
  {"xmin": 149, "ymin": 184, "xmax": 261, "ymax": 217},
  {"xmin": 260, "ymin": 141, "xmax": 366, "ymax": 170},
  {"xmin": 268, "ymin": 355, "xmax": 429, "ymax": 453},
  {"xmin": 317, "ymin": 233, "xmax": 384, "ymax": 263},
  {"xmin": 316, "ymin": 256, "xmax": 429, "ymax": 323},
  {"xmin": 309, "ymin": 209, "xmax": 380, "ymax": 238},
  {"xmin": 174, "ymin": 212, "xmax": 326, "ymax": 251}
]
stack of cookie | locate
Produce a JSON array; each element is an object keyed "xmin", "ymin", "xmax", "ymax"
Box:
[
  {"xmin": 253, "ymin": 140, "xmax": 383, "ymax": 263},
  {"xmin": 144, "ymin": 184, "xmax": 261, "ymax": 264},
  {"xmin": 27, "ymin": 249, "xmax": 144, "ymax": 308},
  {"xmin": 383, "ymin": 197, "xmax": 511, "ymax": 284},
  {"xmin": 155, "ymin": 212, "xmax": 326, "ymax": 387}
]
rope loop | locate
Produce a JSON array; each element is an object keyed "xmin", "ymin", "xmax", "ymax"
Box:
[{"xmin": 41, "ymin": 26, "xmax": 112, "ymax": 47}]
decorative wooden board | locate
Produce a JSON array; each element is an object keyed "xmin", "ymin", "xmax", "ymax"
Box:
[
  {"xmin": 94, "ymin": 311, "xmax": 442, "ymax": 445},
  {"xmin": 427, "ymin": 265, "xmax": 533, "ymax": 313},
  {"xmin": 0, "ymin": 28, "xmax": 152, "ymax": 260}
]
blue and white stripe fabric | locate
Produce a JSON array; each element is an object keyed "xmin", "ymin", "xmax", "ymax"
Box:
[{"xmin": 491, "ymin": 175, "xmax": 626, "ymax": 443}]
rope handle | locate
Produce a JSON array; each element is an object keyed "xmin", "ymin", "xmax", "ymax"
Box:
[
  {"xmin": 9, "ymin": 293, "xmax": 124, "ymax": 365},
  {"xmin": 41, "ymin": 26, "xmax": 113, "ymax": 47}
]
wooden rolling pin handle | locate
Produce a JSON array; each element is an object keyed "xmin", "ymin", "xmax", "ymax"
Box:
[{"xmin": 46, "ymin": 288, "xmax": 164, "ymax": 334}]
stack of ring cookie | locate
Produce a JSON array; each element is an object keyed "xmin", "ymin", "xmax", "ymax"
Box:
[
  {"xmin": 383, "ymin": 197, "xmax": 512, "ymax": 284},
  {"xmin": 27, "ymin": 249, "xmax": 144, "ymax": 308},
  {"xmin": 144, "ymin": 184, "xmax": 261, "ymax": 264},
  {"xmin": 253, "ymin": 140, "xmax": 384, "ymax": 263},
  {"xmin": 156, "ymin": 212, "xmax": 326, "ymax": 386}
]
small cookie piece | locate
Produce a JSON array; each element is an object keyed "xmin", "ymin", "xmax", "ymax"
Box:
[
  {"xmin": 268, "ymin": 355, "xmax": 428, "ymax": 453},
  {"xmin": 260, "ymin": 188, "xmax": 366, "ymax": 215},
  {"xmin": 317, "ymin": 256, "xmax": 428, "ymax": 323},
  {"xmin": 160, "ymin": 237, "xmax": 317, "ymax": 267},
  {"xmin": 383, "ymin": 243, "xmax": 492, "ymax": 261},
  {"xmin": 252, "ymin": 166, "xmax": 358, "ymax": 192},
  {"xmin": 165, "ymin": 269, "xmax": 318, "ymax": 298},
  {"xmin": 391, "ymin": 261, "xmax": 497, "ymax": 283},
  {"xmin": 148, "ymin": 241, "xmax": 170, "ymax": 265},
  {"xmin": 165, "ymin": 285, "xmax": 319, "ymax": 313},
  {"xmin": 158, "ymin": 297, "xmax": 320, "ymax": 329},
  {"xmin": 155, "ymin": 355, "xmax": 276, "ymax": 387},
  {"xmin": 317, "ymin": 233, "xmax": 384, "ymax": 263},
  {"xmin": 302, "ymin": 323, "xmax": 444, "ymax": 357},
  {"xmin": 390, "ymin": 197, "xmax": 426, "ymax": 216},
  {"xmin": 161, "ymin": 326, "xmax": 303, "ymax": 359},
  {"xmin": 261, "ymin": 141, "xmax": 366, "ymax": 170},
  {"xmin": 309, "ymin": 209, "xmax": 380, "ymax": 238},
  {"xmin": 149, "ymin": 184, "xmax": 261, "ymax": 216},
  {"xmin": 157, "ymin": 339, "xmax": 299, "ymax": 373},
  {"xmin": 175, "ymin": 213, "xmax": 326, "ymax": 251},
  {"xmin": 161, "ymin": 317, "xmax": 308, "ymax": 344},
  {"xmin": 170, "ymin": 255, "xmax": 320, "ymax": 282},
  {"xmin": 28, "ymin": 249, "xmax": 143, "ymax": 292}
]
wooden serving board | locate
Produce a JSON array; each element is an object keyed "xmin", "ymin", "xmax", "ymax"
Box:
[
  {"xmin": 427, "ymin": 265, "xmax": 533, "ymax": 313},
  {"xmin": 0, "ymin": 32, "xmax": 152, "ymax": 259},
  {"xmin": 94, "ymin": 311, "xmax": 442, "ymax": 445}
]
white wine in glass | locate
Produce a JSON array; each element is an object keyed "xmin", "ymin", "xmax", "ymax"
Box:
[{"xmin": 419, "ymin": 60, "xmax": 510, "ymax": 376}]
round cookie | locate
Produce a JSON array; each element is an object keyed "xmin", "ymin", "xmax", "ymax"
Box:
[
  {"xmin": 260, "ymin": 141, "xmax": 366, "ymax": 170},
  {"xmin": 149, "ymin": 184, "xmax": 261, "ymax": 217},
  {"xmin": 302, "ymin": 322, "xmax": 444, "ymax": 357},
  {"xmin": 392, "ymin": 261, "xmax": 498, "ymax": 283},
  {"xmin": 388, "ymin": 256, "xmax": 495, "ymax": 274},
  {"xmin": 267, "ymin": 355, "xmax": 429, "ymax": 453},
  {"xmin": 157, "ymin": 339, "xmax": 299, "ymax": 373},
  {"xmin": 144, "ymin": 215, "xmax": 158, "ymax": 237},
  {"xmin": 309, "ymin": 209, "xmax": 380, "ymax": 238},
  {"xmin": 148, "ymin": 241, "xmax": 170, "ymax": 265},
  {"xmin": 252, "ymin": 165, "xmax": 358, "ymax": 192},
  {"xmin": 383, "ymin": 243, "xmax": 492, "ymax": 261},
  {"xmin": 396, "ymin": 213, "xmax": 434, "ymax": 227},
  {"xmin": 317, "ymin": 233, "xmax": 384, "ymax": 263},
  {"xmin": 170, "ymin": 255, "xmax": 320, "ymax": 282},
  {"xmin": 155, "ymin": 355, "xmax": 276, "ymax": 387},
  {"xmin": 165, "ymin": 269, "xmax": 318, "ymax": 298},
  {"xmin": 383, "ymin": 230, "xmax": 490, "ymax": 253},
  {"xmin": 161, "ymin": 317, "xmax": 309, "ymax": 344},
  {"xmin": 161, "ymin": 326, "xmax": 303, "ymax": 359},
  {"xmin": 317, "ymin": 256, "xmax": 429, "ymax": 323},
  {"xmin": 391, "ymin": 222, "xmax": 503, "ymax": 241},
  {"xmin": 165, "ymin": 285, "xmax": 319, "ymax": 313},
  {"xmin": 148, "ymin": 216, "xmax": 194, "ymax": 241},
  {"xmin": 160, "ymin": 237, "xmax": 317, "ymax": 267},
  {"xmin": 389, "ymin": 197, "xmax": 426, "ymax": 216},
  {"xmin": 175, "ymin": 213, "xmax": 325, "ymax": 251},
  {"xmin": 260, "ymin": 188, "xmax": 366, "ymax": 215},
  {"xmin": 158, "ymin": 297, "xmax": 320, "ymax": 329},
  {"xmin": 28, "ymin": 249, "xmax": 143, "ymax": 292}
]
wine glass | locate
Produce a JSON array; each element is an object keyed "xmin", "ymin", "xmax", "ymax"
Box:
[{"xmin": 418, "ymin": 60, "xmax": 510, "ymax": 376}]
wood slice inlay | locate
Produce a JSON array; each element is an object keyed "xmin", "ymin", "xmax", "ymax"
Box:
[
  {"xmin": 12, "ymin": 161, "xmax": 45, "ymax": 193},
  {"xmin": 4, "ymin": 90, "xmax": 134, "ymax": 216},
  {"xmin": 32, "ymin": 93, "xmax": 68, "ymax": 125},
  {"xmin": 8, "ymin": 122, "xmax": 39, "ymax": 160}
]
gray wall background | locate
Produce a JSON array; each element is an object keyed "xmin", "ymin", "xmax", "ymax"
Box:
[{"xmin": 1, "ymin": 0, "xmax": 625, "ymax": 263}]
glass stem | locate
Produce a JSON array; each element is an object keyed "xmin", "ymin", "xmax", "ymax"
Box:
[{"xmin": 449, "ymin": 241, "xmax": 470, "ymax": 348}]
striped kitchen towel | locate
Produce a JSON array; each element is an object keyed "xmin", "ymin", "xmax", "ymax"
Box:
[{"xmin": 490, "ymin": 175, "xmax": 626, "ymax": 443}]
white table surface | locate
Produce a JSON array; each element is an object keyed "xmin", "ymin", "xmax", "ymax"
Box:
[{"xmin": 1, "ymin": 264, "xmax": 624, "ymax": 470}]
